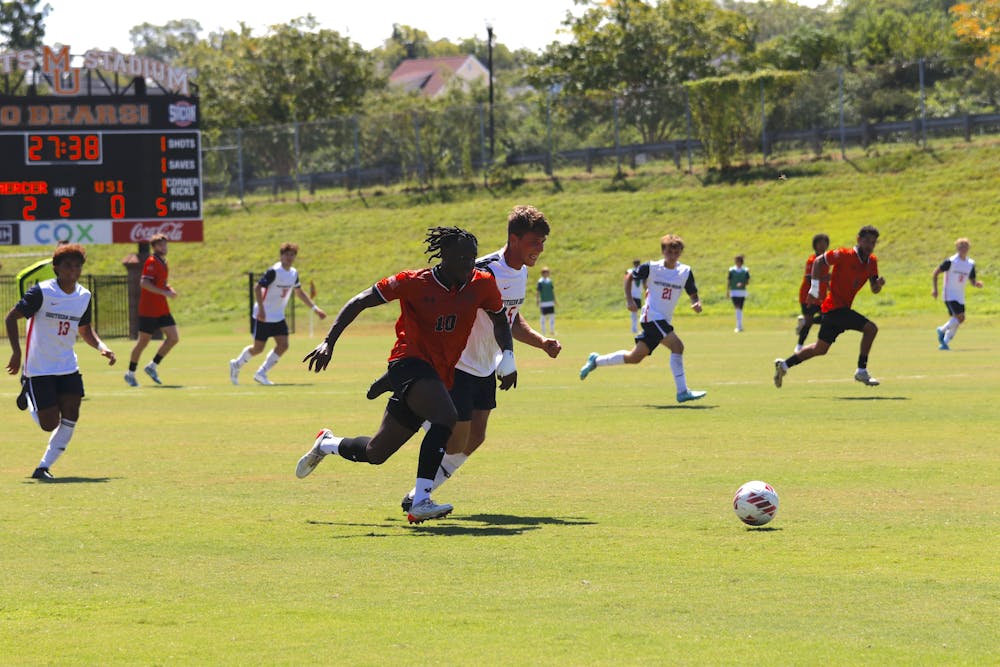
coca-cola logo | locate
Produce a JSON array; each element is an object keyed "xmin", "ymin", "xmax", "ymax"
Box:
[
  {"xmin": 112, "ymin": 220, "xmax": 203, "ymax": 243},
  {"xmin": 128, "ymin": 222, "xmax": 185, "ymax": 242}
]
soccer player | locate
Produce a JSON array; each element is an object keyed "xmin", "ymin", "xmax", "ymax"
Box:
[
  {"xmin": 727, "ymin": 254, "xmax": 750, "ymax": 332},
  {"xmin": 774, "ymin": 225, "xmax": 885, "ymax": 388},
  {"xmin": 626, "ymin": 258, "xmax": 644, "ymax": 334},
  {"xmin": 536, "ymin": 266, "xmax": 557, "ymax": 335},
  {"xmin": 931, "ymin": 237, "xmax": 984, "ymax": 350},
  {"xmin": 375, "ymin": 205, "xmax": 560, "ymax": 513},
  {"xmin": 579, "ymin": 234, "xmax": 707, "ymax": 403},
  {"xmin": 294, "ymin": 227, "xmax": 518, "ymax": 524},
  {"xmin": 229, "ymin": 243, "xmax": 327, "ymax": 385},
  {"xmin": 5, "ymin": 244, "xmax": 117, "ymax": 481},
  {"xmin": 124, "ymin": 234, "xmax": 179, "ymax": 386},
  {"xmin": 794, "ymin": 233, "xmax": 830, "ymax": 353}
]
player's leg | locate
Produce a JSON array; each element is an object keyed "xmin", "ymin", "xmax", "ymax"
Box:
[
  {"xmin": 399, "ymin": 376, "xmax": 458, "ymax": 521},
  {"xmin": 31, "ymin": 377, "xmax": 83, "ymax": 479},
  {"xmin": 125, "ymin": 330, "xmax": 153, "ymax": 385},
  {"xmin": 231, "ymin": 322, "xmax": 268, "ymax": 383},
  {"xmin": 662, "ymin": 332, "xmax": 706, "ymax": 402},
  {"xmin": 581, "ymin": 324, "xmax": 658, "ymax": 379},
  {"xmin": 255, "ymin": 333, "xmax": 288, "ymax": 385},
  {"xmin": 775, "ymin": 317, "xmax": 836, "ymax": 387}
]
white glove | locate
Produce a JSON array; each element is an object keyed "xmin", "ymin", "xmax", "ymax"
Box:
[
  {"xmin": 497, "ymin": 349, "xmax": 516, "ymax": 377},
  {"xmin": 808, "ymin": 279, "xmax": 820, "ymax": 299}
]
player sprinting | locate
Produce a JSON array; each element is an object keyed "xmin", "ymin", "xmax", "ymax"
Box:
[
  {"xmin": 294, "ymin": 227, "xmax": 518, "ymax": 524},
  {"xmin": 124, "ymin": 234, "xmax": 178, "ymax": 386},
  {"xmin": 774, "ymin": 225, "xmax": 885, "ymax": 388},
  {"xmin": 794, "ymin": 233, "xmax": 830, "ymax": 353},
  {"xmin": 229, "ymin": 242, "xmax": 326, "ymax": 385},
  {"xmin": 931, "ymin": 237, "xmax": 984, "ymax": 350},
  {"xmin": 5, "ymin": 244, "xmax": 117, "ymax": 481},
  {"xmin": 580, "ymin": 234, "xmax": 706, "ymax": 403}
]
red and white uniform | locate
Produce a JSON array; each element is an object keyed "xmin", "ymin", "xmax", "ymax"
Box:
[
  {"xmin": 254, "ymin": 262, "xmax": 301, "ymax": 322},
  {"xmin": 375, "ymin": 266, "xmax": 504, "ymax": 389},
  {"xmin": 16, "ymin": 279, "xmax": 93, "ymax": 377},
  {"xmin": 821, "ymin": 247, "xmax": 878, "ymax": 313},
  {"xmin": 138, "ymin": 254, "xmax": 170, "ymax": 317},
  {"xmin": 456, "ymin": 248, "xmax": 524, "ymax": 378},
  {"xmin": 939, "ymin": 253, "xmax": 977, "ymax": 303},
  {"xmin": 633, "ymin": 260, "xmax": 697, "ymax": 324}
]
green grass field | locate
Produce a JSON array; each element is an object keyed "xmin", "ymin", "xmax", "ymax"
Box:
[{"xmin": 2, "ymin": 313, "xmax": 997, "ymax": 664}]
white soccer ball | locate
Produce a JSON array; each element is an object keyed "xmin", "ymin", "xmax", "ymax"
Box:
[{"xmin": 733, "ymin": 480, "xmax": 779, "ymax": 526}]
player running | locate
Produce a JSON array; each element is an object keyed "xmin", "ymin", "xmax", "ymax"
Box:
[
  {"xmin": 931, "ymin": 237, "xmax": 984, "ymax": 350},
  {"xmin": 794, "ymin": 233, "xmax": 830, "ymax": 353},
  {"xmin": 124, "ymin": 234, "xmax": 179, "ymax": 386}
]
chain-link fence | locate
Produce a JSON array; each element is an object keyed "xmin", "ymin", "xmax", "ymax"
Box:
[{"xmin": 200, "ymin": 58, "xmax": 1000, "ymax": 198}]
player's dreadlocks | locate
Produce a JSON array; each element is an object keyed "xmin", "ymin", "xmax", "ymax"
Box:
[{"xmin": 424, "ymin": 226, "xmax": 478, "ymax": 262}]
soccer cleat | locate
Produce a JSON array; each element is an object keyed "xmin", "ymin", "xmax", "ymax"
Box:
[
  {"xmin": 854, "ymin": 369, "xmax": 880, "ymax": 386},
  {"xmin": 253, "ymin": 370, "xmax": 274, "ymax": 386},
  {"xmin": 676, "ymin": 389, "xmax": 707, "ymax": 403},
  {"xmin": 936, "ymin": 327, "xmax": 945, "ymax": 346},
  {"xmin": 773, "ymin": 359, "xmax": 787, "ymax": 388},
  {"xmin": 407, "ymin": 498, "xmax": 453, "ymax": 524},
  {"xmin": 401, "ymin": 493, "xmax": 414, "ymax": 513},
  {"xmin": 795, "ymin": 315, "xmax": 805, "ymax": 335},
  {"xmin": 144, "ymin": 363, "xmax": 162, "ymax": 385},
  {"xmin": 579, "ymin": 352, "xmax": 598, "ymax": 380},
  {"xmin": 229, "ymin": 359, "xmax": 240, "ymax": 385},
  {"xmin": 366, "ymin": 373, "xmax": 391, "ymax": 400},
  {"xmin": 295, "ymin": 429, "xmax": 331, "ymax": 478},
  {"xmin": 124, "ymin": 372, "xmax": 138, "ymax": 387},
  {"xmin": 938, "ymin": 342, "xmax": 950, "ymax": 351},
  {"xmin": 31, "ymin": 467, "xmax": 54, "ymax": 481}
]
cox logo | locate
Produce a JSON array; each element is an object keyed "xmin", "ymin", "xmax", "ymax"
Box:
[
  {"xmin": 169, "ymin": 101, "xmax": 197, "ymax": 127},
  {"xmin": 32, "ymin": 222, "xmax": 94, "ymax": 244}
]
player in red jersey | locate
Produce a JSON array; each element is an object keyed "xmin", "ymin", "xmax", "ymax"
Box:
[
  {"xmin": 775, "ymin": 225, "xmax": 885, "ymax": 388},
  {"xmin": 793, "ymin": 233, "xmax": 830, "ymax": 353},
  {"xmin": 294, "ymin": 227, "xmax": 517, "ymax": 524},
  {"xmin": 124, "ymin": 234, "xmax": 179, "ymax": 386}
]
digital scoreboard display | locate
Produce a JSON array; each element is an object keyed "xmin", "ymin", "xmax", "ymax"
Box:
[{"xmin": 0, "ymin": 95, "xmax": 202, "ymax": 245}]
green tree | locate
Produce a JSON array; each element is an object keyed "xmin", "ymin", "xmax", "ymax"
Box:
[
  {"xmin": 0, "ymin": 0, "xmax": 48, "ymax": 49},
  {"xmin": 129, "ymin": 19, "xmax": 202, "ymax": 63}
]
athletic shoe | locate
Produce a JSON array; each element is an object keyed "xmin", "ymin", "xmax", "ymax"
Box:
[
  {"xmin": 295, "ymin": 429, "xmax": 331, "ymax": 478},
  {"xmin": 144, "ymin": 363, "xmax": 162, "ymax": 385},
  {"xmin": 253, "ymin": 370, "xmax": 274, "ymax": 386},
  {"xmin": 401, "ymin": 493, "xmax": 414, "ymax": 513},
  {"xmin": 936, "ymin": 327, "xmax": 945, "ymax": 346},
  {"xmin": 854, "ymin": 369, "xmax": 880, "ymax": 386},
  {"xmin": 579, "ymin": 352, "xmax": 598, "ymax": 380},
  {"xmin": 938, "ymin": 342, "xmax": 950, "ymax": 351},
  {"xmin": 676, "ymin": 389, "xmax": 707, "ymax": 403},
  {"xmin": 407, "ymin": 498, "xmax": 453, "ymax": 524},
  {"xmin": 773, "ymin": 359, "xmax": 787, "ymax": 388},
  {"xmin": 366, "ymin": 373, "xmax": 391, "ymax": 400},
  {"xmin": 229, "ymin": 359, "xmax": 240, "ymax": 385},
  {"xmin": 124, "ymin": 372, "xmax": 138, "ymax": 387},
  {"xmin": 795, "ymin": 315, "xmax": 805, "ymax": 335},
  {"xmin": 31, "ymin": 467, "xmax": 54, "ymax": 481},
  {"xmin": 734, "ymin": 327, "xmax": 743, "ymax": 333},
  {"xmin": 793, "ymin": 345, "xmax": 803, "ymax": 354}
]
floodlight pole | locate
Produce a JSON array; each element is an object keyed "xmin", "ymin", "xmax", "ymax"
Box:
[{"xmin": 486, "ymin": 21, "xmax": 495, "ymax": 163}]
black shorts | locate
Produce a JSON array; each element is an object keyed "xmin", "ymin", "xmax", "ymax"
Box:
[
  {"xmin": 26, "ymin": 372, "xmax": 84, "ymax": 411},
  {"xmin": 945, "ymin": 300, "xmax": 965, "ymax": 316},
  {"xmin": 540, "ymin": 305, "xmax": 555, "ymax": 315},
  {"xmin": 252, "ymin": 319, "xmax": 290, "ymax": 341},
  {"xmin": 817, "ymin": 308, "xmax": 871, "ymax": 345},
  {"xmin": 635, "ymin": 320, "xmax": 674, "ymax": 355},
  {"xmin": 384, "ymin": 358, "xmax": 445, "ymax": 431},
  {"xmin": 450, "ymin": 368, "xmax": 496, "ymax": 421},
  {"xmin": 730, "ymin": 297, "xmax": 745, "ymax": 308},
  {"xmin": 138, "ymin": 314, "xmax": 176, "ymax": 334}
]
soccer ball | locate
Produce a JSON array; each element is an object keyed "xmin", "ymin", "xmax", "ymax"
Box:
[{"xmin": 733, "ymin": 480, "xmax": 779, "ymax": 526}]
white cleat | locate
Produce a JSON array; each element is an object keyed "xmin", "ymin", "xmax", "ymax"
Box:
[
  {"xmin": 253, "ymin": 370, "xmax": 274, "ymax": 386},
  {"xmin": 124, "ymin": 372, "xmax": 138, "ymax": 387},
  {"xmin": 229, "ymin": 359, "xmax": 240, "ymax": 385},
  {"xmin": 854, "ymin": 369, "xmax": 880, "ymax": 386},
  {"xmin": 143, "ymin": 363, "xmax": 162, "ymax": 385},
  {"xmin": 295, "ymin": 429, "xmax": 331, "ymax": 478},
  {"xmin": 773, "ymin": 359, "xmax": 787, "ymax": 388},
  {"xmin": 407, "ymin": 498, "xmax": 453, "ymax": 524}
]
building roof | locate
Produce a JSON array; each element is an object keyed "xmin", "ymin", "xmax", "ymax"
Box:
[{"xmin": 388, "ymin": 55, "xmax": 488, "ymax": 98}]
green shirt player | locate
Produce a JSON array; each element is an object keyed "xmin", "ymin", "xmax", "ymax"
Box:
[
  {"xmin": 727, "ymin": 254, "xmax": 750, "ymax": 332},
  {"xmin": 536, "ymin": 267, "xmax": 556, "ymax": 335}
]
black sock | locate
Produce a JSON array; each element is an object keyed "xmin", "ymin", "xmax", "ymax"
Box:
[
  {"xmin": 129, "ymin": 361, "xmax": 138, "ymax": 372},
  {"xmin": 858, "ymin": 354, "xmax": 868, "ymax": 369},
  {"xmin": 153, "ymin": 354, "xmax": 164, "ymax": 365},
  {"xmin": 337, "ymin": 436, "xmax": 372, "ymax": 463},
  {"xmin": 416, "ymin": 423, "xmax": 452, "ymax": 481},
  {"xmin": 786, "ymin": 355, "xmax": 802, "ymax": 368}
]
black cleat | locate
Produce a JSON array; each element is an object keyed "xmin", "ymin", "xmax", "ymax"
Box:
[
  {"xmin": 366, "ymin": 373, "xmax": 392, "ymax": 400},
  {"xmin": 401, "ymin": 493, "xmax": 413, "ymax": 513},
  {"xmin": 31, "ymin": 467, "xmax": 54, "ymax": 481}
]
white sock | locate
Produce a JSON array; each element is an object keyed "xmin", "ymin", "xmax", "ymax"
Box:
[
  {"xmin": 433, "ymin": 452, "xmax": 468, "ymax": 490},
  {"xmin": 670, "ymin": 353, "xmax": 687, "ymax": 393},
  {"xmin": 631, "ymin": 311, "xmax": 639, "ymax": 331},
  {"xmin": 318, "ymin": 434, "xmax": 343, "ymax": 455},
  {"xmin": 411, "ymin": 477, "xmax": 435, "ymax": 505},
  {"xmin": 146, "ymin": 361, "xmax": 158, "ymax": 369},
  {"xmin": 549, "ymin": 316, "xmax": 556, "ymax": 332},
  {"xmin": 944, "ymin": 323, "xmax": 959, "ymax": 343},
  {"xmin": 735, "ymin": 309, "xmax": 743, "ymax": 329},
  {"xmin": 235, "ymin": 346, "xmax": 254, "ymax": 368},
  {"xmin": 40, "ymin": 418, "xmax": 76, "ymax": 468},
  {"xmin": 596, "ymin": 351, "xmax": 628, "ymax": 367},
  {"xmin": 258, "ymin": 350, "xmax": 280, "ymax": 373}
]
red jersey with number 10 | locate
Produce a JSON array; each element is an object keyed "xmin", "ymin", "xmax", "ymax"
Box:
[
  {"xmin": 821, "ymin": 247, "xmax": 878, "ymax": 313},
  {"xmin": 375, "ymin": 266, "xmax": 504, "ymax": 389}
]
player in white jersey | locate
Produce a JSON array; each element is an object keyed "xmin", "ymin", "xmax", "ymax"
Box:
[
  {"xmin": 5, "ymin": 244, "xmax": 116, "ymax": 481},
  {"xmin": 366, "ymin": 205, "xmax": 561, "ymax": 512},
  {"xmin": 580, "ymin": 234, "xmax": 707, "ymax": 403},
  {"xmin": 932, "ymin": 237, "xmax": 983, "ymax": 350},
  {"xmin": 229, "ymin": 243, "xmax": 326, "ymax": 385},
  {"xmin": 626, "ymin": 258, "xmax": 644, "ymax": 334}
]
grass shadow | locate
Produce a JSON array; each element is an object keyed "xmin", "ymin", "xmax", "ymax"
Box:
[
  {"xmin": 25, "ymin": 476, "xmax": 114, "ymax": 484},
  {"xmin": 646, "ymin": 404, "xmax": 718, "ymax": 410},
  {"xmin": 308, "ymin": 513, "xmax": 594, "ymax": 538},
  {"xmin": 834, "ymin": 396, "xmax": 909, "ymax": 401}
]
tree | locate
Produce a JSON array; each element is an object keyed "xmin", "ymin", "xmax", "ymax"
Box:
[
  {"xmin": 130, "ymin": 19, "xmax": 202, "ymax": 63},
  {"xmin": 0, "ymin": 0, "xmax": 49, "ymax": 49},
  {"xmin": 952, "ymin": 0, "xmax": 1000, "ymax": 72}
]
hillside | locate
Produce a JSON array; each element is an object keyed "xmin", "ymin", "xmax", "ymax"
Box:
[{"xmin": 3, "ymin": 138, "xmax": 999, "ymax": 327}]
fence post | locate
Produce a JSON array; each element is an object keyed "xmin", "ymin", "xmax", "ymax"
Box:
[
  {"xmin": 413, "ymin": 112, "xmax": 425, "ymax": 185},
  {"xmin": 838, "ymin": 67, "xmax": 846, "ymax": 159},
  {"xmin": 760, "ymin": 79, "xmax": 768, "ymax": 162},
  {"xmin": 614, "ymin": 97, "xmax": 622, "ymax": 177},
  {"xmin": 293, "ymin": 122, "xmax": 301, "ymax": 200},
  {"xmin": 684, "ymin": 87, "xmax": 694, "ymax": 174},
  {"xmin": 919, "ymin": 58, "xmax": 927, "ymax": 148},
  {"xmin": 545, "ymin": 92, "xmax": 553, "ymax": 176},
  {"xmin": 237, "ymin": 128, "xmax": 245, "ymax": 202},
  {"xmin": 353, "ymin": 115, "xmax": 361, "ymax": 191}
]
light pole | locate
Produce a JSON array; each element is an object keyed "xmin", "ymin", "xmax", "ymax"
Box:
[{"xmin": 486, "ymin": 20, "xmax": 495, "ymax": 163}]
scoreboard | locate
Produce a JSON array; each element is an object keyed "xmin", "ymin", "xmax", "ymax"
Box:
[{"xmin": 0, "ymin": 95, "xmax": 202, "ymax": 245}]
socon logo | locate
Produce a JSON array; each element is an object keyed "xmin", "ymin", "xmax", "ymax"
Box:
[{"xmin": 169, "ymin": 101, "xmax": 197, "ymax": 127}]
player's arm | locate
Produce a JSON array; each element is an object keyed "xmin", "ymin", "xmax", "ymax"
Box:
[
  {"xmin": 5, "ymin": 306, "xmax": 24, "ymax": 375},
  {"xmin": 624, "ymin": 272, "xmax": 639, "ymax": 311},
  {"xmin": 970, "ymin": 266, "xmax": 983, "ymax": 289},
  {"xmin": 253, "ymin": 282, "xmax": 268, "ymax": 320},
  {"xmin": 808, "ymin": 254, "xmax": 828, "ymax": 299},
  {"xmin": 930, "ymin": 267, "xmax": 942, "ymax": 298},
  {"xmin": 488, "ymin": 308, "xmax": 517, "ymax": 390},
  {"xmin": 141, "ymin": 276, "xmax": 177, "ymax": 298},
  {"xmin": 512, "ymin": 311, "xmax": 561, "ymax": 358},
  {"xmin": 685, "ymin": 272, "xmax": 702, "ymax": 313},
  {"xmin": 78, "ymin": 324, "xmax": 116, "ymax": 366},
  {"xmin": 870, "ymin": 274, "xmax": 885, "ymax": 293},
  {"xmin": 304, "ymin": 288, "xmax": 383, "ymax": 372},
  {"xmin": 294, "ymin": 286, "xmax": 327, "ymax": 319}
]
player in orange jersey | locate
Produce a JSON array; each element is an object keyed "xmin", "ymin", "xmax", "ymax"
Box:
[
  {"xmin": 294, "ymin": 227, "xmax": 517, "ymax": 524},
  {"xmin": 793, "ymin": 233, "xmax": 830, "ymax": 353},
  {"xmin": 775, "ymin": 225, "xmax": 885, "ymax": 388},
  {"xmin": 124, "ymin": 234, "xmax": 179, "ymax": 386}
]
